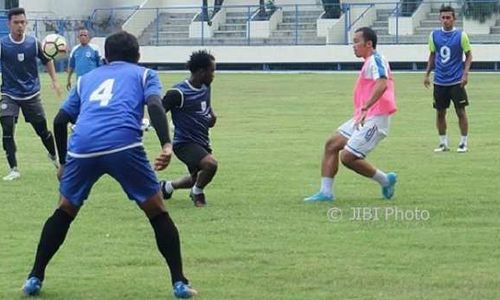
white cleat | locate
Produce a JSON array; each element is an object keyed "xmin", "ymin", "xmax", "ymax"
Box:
[
  {"xmin": 434, "ymin": 144, "xmax": 450, "ymax": 152},
  {"xmin": 3, "ymin": 169, "xmax": 20, "ymax": 181},
  {"xmin": 457, "ymin": 144, "xmax": 468, "ymax": 153}
]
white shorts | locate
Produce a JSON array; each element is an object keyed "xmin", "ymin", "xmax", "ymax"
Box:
[{"xmin": 337, "ymin": 115, "xmax": 391, "ymax": 158}]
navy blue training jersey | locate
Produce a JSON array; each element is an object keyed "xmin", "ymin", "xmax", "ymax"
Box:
[
  {"xmin": 170, "ymin": 80, "xmax": 212, "ymax": 147},
  {"xmin": 61, "ymin": 61, "xmax": 162, "ymax": 156},
  {"xmin": 0, "ymin": 34, "xmax": 50, "ymax": 99},
  {"xmin": 429, "ymin": 29, "xmax": 471, "ymax": 86}
]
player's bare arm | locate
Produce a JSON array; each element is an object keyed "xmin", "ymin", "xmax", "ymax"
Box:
[
  {"xmin": 424, "ymin": 52, "xmax": 435, "ymax": 88},
  {"xmin": 461, "ymin": 51, "xmax": 472, "ymax": 87}
]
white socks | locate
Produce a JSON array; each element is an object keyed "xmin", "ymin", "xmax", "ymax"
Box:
[
  {"xmin": 372, "ymin": 169, "xmax": 390, "ymax": 187},
  {"xmin": 192, "ymin": 185, "xmax": 204, "ymax": 195},
  {"xmin": 460, "ymin": 135, "xmax": 468, "ymax": 146},
  {"xmin": 164, "ymin": 181, "xmax": 174, "ymax": 193},
  {"xmin": 320, "ymin": 177, "xmax": 333, "ymax": 196},
  {"xmin": 439, "ymin": 135, "xmax": 448, "ymax": 146}
]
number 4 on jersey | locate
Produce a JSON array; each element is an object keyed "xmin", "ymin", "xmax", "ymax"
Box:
[{"xmin": 90, "ymin": 79, "xmax": 115, "ymax": 106}]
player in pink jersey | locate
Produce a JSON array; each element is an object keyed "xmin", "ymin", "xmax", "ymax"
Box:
[{"xmin": 304, "ymin": 27, "xmax": 397, "ymax": 202}]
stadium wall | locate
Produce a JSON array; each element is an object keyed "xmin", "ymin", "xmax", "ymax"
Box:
[{"xmin": 91, "ymin": 37, "xmax": 500, "ymax": 71}]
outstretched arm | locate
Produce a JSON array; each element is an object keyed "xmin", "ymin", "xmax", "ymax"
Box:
[{"xmin": 162, "ymin": 89, "xmax": 182, "ymax": 112}]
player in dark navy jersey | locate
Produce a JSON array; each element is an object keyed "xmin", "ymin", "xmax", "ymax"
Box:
[
  {"xmin": 424, "ymin": 5, "xmax": 472, "ymax": 153},
  {"xmin": 22, "ymin": 31, "xmax": 197, "ymax": 299},
  {"xmin": 160, "ymin": 50, "xmax": 218, "ymax": 207},
  {"xmin": 0, "ymin": 7, "xmax": 62, "ymax": 180}
]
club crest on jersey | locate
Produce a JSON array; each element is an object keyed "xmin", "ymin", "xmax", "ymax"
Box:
[
  {"xmin": 1, "ymin": 103, "xmax": 7, "ymax": 110},
  {"xmin": 200, "ymin": 101, "xmax": 207, "ymax": 111},
  {"xmin": 17, "ymin": 53, "xmax": 24, "ymax": 62},
  {"xmin": 85, "ymin": 51, "xmax": 91, "ymax": 58}
]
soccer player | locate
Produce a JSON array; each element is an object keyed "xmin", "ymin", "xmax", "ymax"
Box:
[
  {"xmin": 22, "ymin": 31, "xmax": 197, "ymax": 299},
  {"xmin": 159, "ymin": 50, "xmax": 218, "ymax": 207},
  {"xmin": 0, "ymin": 7, "xmax": 61, "ymax": 180},
  {"xmin": 424, "ymin": 5, "xmax": 472, "ymax": 153},
  {"xmin": 304, "ymin": 27, "xmax": 397, "ymax": 202},
  {"xmin": 66, "ymin": 27, "xmax": 102, "ymax": 91}
]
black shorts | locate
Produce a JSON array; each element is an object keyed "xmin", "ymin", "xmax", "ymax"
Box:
[
  {"xmin": 0, "ymin": 95, "xmax": 46, "ymax": 122},
  {"xmin": 433, "ymin": 84, "xmax": 469, "ymax": 110},
  {"xmin": 173, "ymin": 143, "xmax": 212, "ymax": 174}
]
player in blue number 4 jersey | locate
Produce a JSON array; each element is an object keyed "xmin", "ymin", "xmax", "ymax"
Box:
[
  {"xmin": 22, "ymin": 31, "xmax": 197, "ymax": 299},
  {"xmin": 424, "ymin": 5, "xmax": 472, "ymax": 153}
]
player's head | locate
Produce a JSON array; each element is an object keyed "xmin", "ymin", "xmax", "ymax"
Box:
[
  {"xmin": 8, "ymin": 7, "xmax": 27, "ymax": 37},
  {"xmin": 78, "ymin": 27, "xmax": 90, "ymax": 45},
  {"xmin": 187, "ymin": 50, "xmax": 216, "ymax": 86},
  {"xmin": 439, "ymin": 5, "xmax": 455, "ymax": 30},
  {"xmin": 353, "ymin": 27, "xmax": 377, "ymax": 58},
  {"xmin": 104, "ymin": 31, "xmax": 140, "ymax": 64}
]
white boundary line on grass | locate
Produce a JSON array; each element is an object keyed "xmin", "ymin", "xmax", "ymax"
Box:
[{"xmin": 157, "ymin": 70, "xmax": 500, "ymax": 74}]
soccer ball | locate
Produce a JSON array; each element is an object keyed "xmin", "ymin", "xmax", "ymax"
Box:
[
  {"xmin": 141, "ymin": 118, "xmax": 152, "ymax": 131},
  {"xmin": 41, "ymin": 34, "xmax": 67, "ymax": 59}
]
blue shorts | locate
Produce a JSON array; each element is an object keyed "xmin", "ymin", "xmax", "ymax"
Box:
[{"xmin": 60, "ymin": 147, "xmax": 160, "ymax": 207}]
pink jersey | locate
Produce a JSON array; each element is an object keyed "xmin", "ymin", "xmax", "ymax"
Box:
[{"xmin": 353, "ymin": 52, "xmax": 397, "ymax": 119}]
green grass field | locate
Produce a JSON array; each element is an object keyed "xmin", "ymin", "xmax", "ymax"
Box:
[{"xmin": 1, "ymin": 72, "xmax": 500, "ymax": 299}]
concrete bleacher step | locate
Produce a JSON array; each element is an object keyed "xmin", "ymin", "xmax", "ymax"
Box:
[
  {"xmin": 282, "ymin": 16, "xmax": 319, "ymax": 23},
  {"xmin": 277, "ymin": 23, "xmax": 317, "ymax": 30},
  {"xmin": 213, "ymin": 30, "xmax": 246, "ymax": 38},
  {"xmin": 377, "ymin": 9, "xmax": 394, "ymax": 19},
  {"xmin": 271, "ymin": 29, "xmax": 317, "ymax": 38},
  {"xmin": 219, "ymin": 24, "xmax": 247, "ymax": 31},
  {"xmin": 225, "ymin": 16, "xmax": 249, "ymax": 24},
  {"xmin": 419, "ymin": 20, "xmax": 463, "ymax": 27},
  {"xmin": 372, "ymin": 20, "xmax": 388, "ymax": 27}
]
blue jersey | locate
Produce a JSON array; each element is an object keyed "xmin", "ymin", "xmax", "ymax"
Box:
[
  {"xmin": 0, "ymin": 34, "xmax": 50, "ymax": 100},
  {"xmin": 429, "ymin": 29, "xmax": 471, "ymax": 86},
  {"xmin": 61, "ymin": 61, "xmax": 162, "ymax": 156},
  {"xmin": 170, "ymin": 80, "xmax": 212, "ymax": 147},
  {"xmin": 69, "ymin": 43, "xmax": 101, "ymax": 77}
]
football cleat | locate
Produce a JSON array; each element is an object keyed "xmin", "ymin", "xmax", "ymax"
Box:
[
  {"xmin": 304, "ymin": 191, "xmax": 334, "ymax": 202},
  {"xmin": 173, "ymin": 281, "xmax": 197, "ymax": 298}
]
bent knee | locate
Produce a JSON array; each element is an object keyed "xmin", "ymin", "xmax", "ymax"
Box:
[{"xmin": 200, "ymin": 156, "xmax": 218, "ymax": 172}]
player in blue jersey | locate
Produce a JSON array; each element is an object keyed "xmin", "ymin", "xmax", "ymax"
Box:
[
  {"xmin": 66, "ymin": 27, "xmax": 101, "ymax": 91},
  {"xmin": 22, "ymin": 31, "xmax": 197, "ymax": 299},
  {"xmin": 159, "ymin": 50, "xmax": 218, "ymax": 207},
  {"xmin": 0, "ymin": 7, "xmax": 61, "ymax": 180},
  {"xmin": 424, "ymin": 5, "xmax": 472, "ymax": 153}
]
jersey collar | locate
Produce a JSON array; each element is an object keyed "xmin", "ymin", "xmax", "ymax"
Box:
[
  {"xmin": 9, "ymin": 33, "xmax": 26, "ymax": 44},
  {"xmin": 441, "ymin": 27, "xmax": 456, "ymax": 32}
]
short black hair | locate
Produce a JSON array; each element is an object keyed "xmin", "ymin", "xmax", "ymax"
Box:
[
  {"xmin": 355, "ymin": 27, "xmax": 377, "ymax": 49},
  {"xmin": 439, "ymin": 5, "xmax": 455, "ymax": 18},
  {"xmin": 187, "ymin": 50, "xmax": 215, "ymax": 73},
  {"xmin": 8, "ymin": 7, "xmax": 25, "ymax": 20},
  {"xmin": 104, "ymin": 31, "xmax": 139, "ymax": 64}
]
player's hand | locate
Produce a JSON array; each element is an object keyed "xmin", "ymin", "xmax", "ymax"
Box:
[
  {"xmin": 355, "ymin": 110, "xmax": 367, "ymax": 129},
  {"xmin": 57, "ymin": 164, "xmax": 65, "ymax": 182},
  {"xmin": 66, "ymin": 80, "xmax": 72, "ymax": 91},
  {"xmin": 52, "ymin": 80, "xmax": 62, "ymax": 98},
  {"xmin": 460, "ymin": 74, "xmax": 468, "ymax": 87},
  {"xmin": 208, "ymin": 113, "xmax": 217, "ymax": 128},
  {"xmin": 154, "ymin": 143, "xmax": 173, "ymax": 171},
  {"xmin": 424, "ymin": 75, "xmax": 431, "ymax": 89}
]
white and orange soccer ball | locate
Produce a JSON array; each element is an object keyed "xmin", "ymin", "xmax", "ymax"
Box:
[{"xmin": 41, "ymin": 34, "xmax": 67, "ymax": 59}]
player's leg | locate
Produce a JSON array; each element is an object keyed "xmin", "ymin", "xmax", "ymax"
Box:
[
  {"xmin": 172, "ymin": 143, "xmax": 216, "ymax": 207},
  {"xmin": 0, "ymin": 96, "xmax": 21, "ymax": 180},
  {"xmin": 191, "ymin": 153, "xmax": 217, "ymax": 206},
  {"xmin": 160, "ymin": 174, "xmax": 196, "ymax": 200},
  {"xmin": 304, "ymin": 121, "xmax": 350, "ymax": 202},
  {"xmin": 340, "ymin": 116, "xmax": 397, "ymax": 199},
  {"xmin": 433, "ymin": 85, "xmax": 451, "ymax": 152},
  {"xmin": 451, "ymin": 85, "xmax": 469, "ymax": 152},
  {"xmin": 106, "ymin": 147, "xmax": 196, "ymax": 298},
  {"xmin": 23, "ymin": 156, "xmax": 100, "ymax": 296},
  {"xmin": 21, "ymin": 96, "xmax": 57, "ymax": 167}
]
